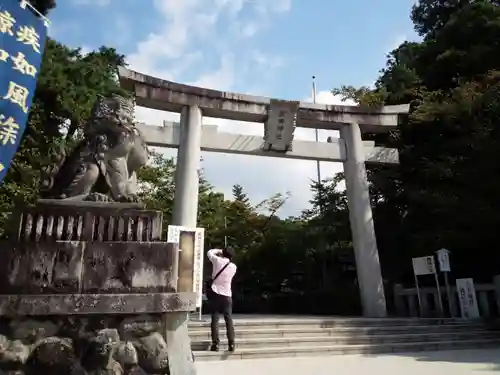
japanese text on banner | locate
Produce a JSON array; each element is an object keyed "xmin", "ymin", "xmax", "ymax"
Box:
[{"xmin": 0, "ymin": 0, "xmax": 48, "ymax": 182}]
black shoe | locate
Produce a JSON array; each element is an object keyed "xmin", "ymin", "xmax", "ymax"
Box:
[
  {"xmin": 210, "ymin": 344, "xmax": 219, "ymax": 352},
  {"xmin": 228, "ymin": 343, "xmax": 235, "ymax": 352}
]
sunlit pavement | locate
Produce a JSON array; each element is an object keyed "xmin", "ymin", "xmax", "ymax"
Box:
[{"xmin": 196, "ymin": 349, "xmax": 500, "ymax": 375}]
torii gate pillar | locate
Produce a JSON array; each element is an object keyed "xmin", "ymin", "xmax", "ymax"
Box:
[
  {"xmin": 172, "ymin": 105, "xmax": 202, "ymax": 231},
  {"xmin": 341, "ymin": 123, "xmax": 386, "ymax": 317}
]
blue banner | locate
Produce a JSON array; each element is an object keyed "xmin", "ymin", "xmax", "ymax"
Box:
[{"xmin": 0, "ymin": 0, "xmax": 48, "ymax": 183}]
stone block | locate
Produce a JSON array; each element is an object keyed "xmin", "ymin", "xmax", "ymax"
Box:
[
  {"xmin": 9, "ymin": 319, "xmax": 60, "ymax": 343},
  {"xmin": 115, "ymin": 341, "xmax": 138, "ymax": 366},
  {"xmin": 0, "ymin": 339, "xmax": 30, "ymax": 366},
  {"xmin": 0, "ymin": 315, "xmax": 194, "ymax": 375},
  {"xmin": 82, "ymin": 242, "xmax": 176, "ymax": 293},
  {"xmin": 25, "ymin": 337, "xmax": 83, "ymax": 375},
  {"xmin": 119, "ymin": 315, "xmax": 162, "ymax": 341},
  {"xmin": 0, "ymin": 292, "xmax": 197, "ymax": 316},
  {"xmin": 135, "ymin": 332, "xmax": 168, "ymax": 373},
  {"xmin": 0, "ymin": 241, "xmax": 85, "ymax": 294}
]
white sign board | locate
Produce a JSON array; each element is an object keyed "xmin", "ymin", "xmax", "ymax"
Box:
[
  {"xmin": 412, "ymin": 256, "xmax": 436, "ymax": 276},
  {"xmin": 167, "ymin": 225, "xmax": 205, "ymax": 307},
  {"xmin": 436, "ymin": 248, "xmax": 451, "ymax": 272},
  {"xmin": 456, "ymin": 278, "xmax": 480, "ymax": 319},
  {"xmin": 167, "ymin": 225, "xmax": 181, "ymax": 244}
]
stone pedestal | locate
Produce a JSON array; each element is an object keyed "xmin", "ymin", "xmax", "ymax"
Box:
[{"xmin": 0, "ymin": 200, "xmax": 196, "ymax": 375}]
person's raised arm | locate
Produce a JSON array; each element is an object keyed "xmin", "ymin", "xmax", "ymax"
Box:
[{"xmin": 207, "ymin": 248, "xmax": 222, "ymax": 263}]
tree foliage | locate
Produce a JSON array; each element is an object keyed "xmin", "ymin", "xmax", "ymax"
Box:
[
  {"xmin": 27, "ymin": 0, "xmax": 56, "ymax": 16},
  {"xmin": 232, "ymin": 184, "xmax": 250, "ymax": 206},
  {"xmin": 334, "ymin": 0, "xmax": 500, "ymax": 284},
  {"xmin": 0, "ymin": 37, "xmax": 127, "ymax": 236},
  {"xmin": 135, "ymin": 152, "xmax": 358, "ymax": 313}
]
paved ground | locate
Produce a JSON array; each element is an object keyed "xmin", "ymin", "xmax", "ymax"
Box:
[{"xmin": 196, "ymin": 349, "xmax": 500, "ymax": 375}]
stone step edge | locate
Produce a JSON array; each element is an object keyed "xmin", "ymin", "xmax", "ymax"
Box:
[
  {"xmin": 189, "ymin": 318, "xmax": 479, "ymax": 327},
  {"xmin": 190, "ymin": 330, "xmax": 495, "ymax": 344},
  {"xmin": 189, "ymin": 324, "xmax": 489, "ymax": 335},
  {"xmin": 192, "ymin": 338, "xmax": 500, "ymax": 360},
  {"xmin": 188, "ymin": 321, "xmax": 485, "ymax": 329}
]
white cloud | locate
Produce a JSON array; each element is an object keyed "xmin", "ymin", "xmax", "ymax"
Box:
[
  {"xmin": 105, "ymin": 15, "xmax": 131, "ymax": 47},
  {"xmin": 127, "ymin": 0, "xmax": 290, "ymax": 79},
  {"xmin": 235, "ymin": 0, "xmax": 291, "ymax": 38},
  {"xmin": 72, "ymin": 0, "xmax": 110, "ymax": 6},
  {"xmin": 386, "ymin": 34, "xmax": 422, "ymax": 54},
  {"xmin": 251, "ymin": 50, "xmax": 284, "ymax": 69},
  {"xmin": 254, "ymin": 0, "xmax": 291, "ymax": 14},
  {"xmin": 79, "ymin": 45, "xmax": 91, "ymax": 56},
  {"xmin": 215, "ymin": 0, "xmax": 245, "ymax": 15},
  {"xmin": 126, "ymin": 1, "xmax": 203, "ymax": 76},
  {"xmin": 127, "ymin": 0, "xmax": 356, "ymax": 216},
  {"xmin": 240, "ymin": 22, "xmax": 260, "ymax": 37},
  {"xmin": 388, "ymin": 35, "xmax": 408, "ymax": 52},
  {"xmin": 191, "ymin": 53, "xmax": 236, "ymax": 91}
]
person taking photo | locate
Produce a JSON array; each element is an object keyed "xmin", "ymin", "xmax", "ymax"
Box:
[{"xmin": 206, "ymin": 247, "xmax": 237, "ymax": 352}]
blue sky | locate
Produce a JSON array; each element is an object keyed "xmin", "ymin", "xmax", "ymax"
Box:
[{"xmin": 48, "ymin": 0, "xmax": 419, "ymax": 216}]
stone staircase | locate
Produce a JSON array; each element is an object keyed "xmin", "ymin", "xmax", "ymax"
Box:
[{"xmin": 189, "ymin": 316, "xmax": 500, "ymax": 361}]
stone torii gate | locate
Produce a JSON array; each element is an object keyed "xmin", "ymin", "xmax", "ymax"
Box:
[{"xmin": 119, "ymin": 67, "xmax": 409, "ymax": 318}]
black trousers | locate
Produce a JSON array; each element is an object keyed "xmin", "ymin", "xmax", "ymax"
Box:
[{"xmin": 210, "ymin": 292, "xmax": 235, "ymax": 345}]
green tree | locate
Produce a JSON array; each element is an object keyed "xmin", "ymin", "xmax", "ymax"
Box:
[
  {"xmin": 231, "ymin": 184, "xmax": 250, "ymax": 206},
  {"xmin": 28, "ymin": 0, "xmax": 56, "ymax": 15},
  {"xmin": 302, "ymin": 176, "xmax": 354, "ymax": 291},
  {"xmin": 198, "ymin": 173, "xmax": 228, "ymax": 249},
  {"xmin": 137, "ymin": 152, "xmax": 176, "ymax": 224},
  {"xmin": 410, "ymin": 0, "xmax": 500, "ymax": 37},
  {"xmin": 0, "ymin": 39, "xmax": 127, "ymax": 237},
  {"xmin": 333, "ymin": 0, "xmax": 500, "ymax": 284}
]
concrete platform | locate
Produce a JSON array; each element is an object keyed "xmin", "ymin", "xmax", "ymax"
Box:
[{"xmin": 196, "ymin": 349, "xmax": 500, "ymax": 375}]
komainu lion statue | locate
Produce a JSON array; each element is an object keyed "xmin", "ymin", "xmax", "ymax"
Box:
[{"xmin": 41, "ymin": 95, "xmax": 149, "ymax": 203}]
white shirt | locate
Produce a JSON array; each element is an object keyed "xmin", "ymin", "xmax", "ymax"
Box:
[{"xmin": 207, "ymin": 249, "xmax": 237, "ymax": 297}]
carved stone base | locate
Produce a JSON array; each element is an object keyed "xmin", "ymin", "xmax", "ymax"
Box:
[
  {"xmin": 15, "ymin": 201, "xmax": 162, "ymax": 243},
  {"xmin": 0, "ymin": 314, "xmax": 178, "ymax": 375}
]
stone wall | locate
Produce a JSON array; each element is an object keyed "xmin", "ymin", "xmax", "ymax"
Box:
[
  {"xmin": 0, "ymin": 241, "xmax": 178, "ymax": 296},
  {"xmin": 0, "ymin": 314, "xmax": 175, "ymax": 375},
  {"xmin": 0, "ymin": 202, "xmax": 197, "ymax": 375}
]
